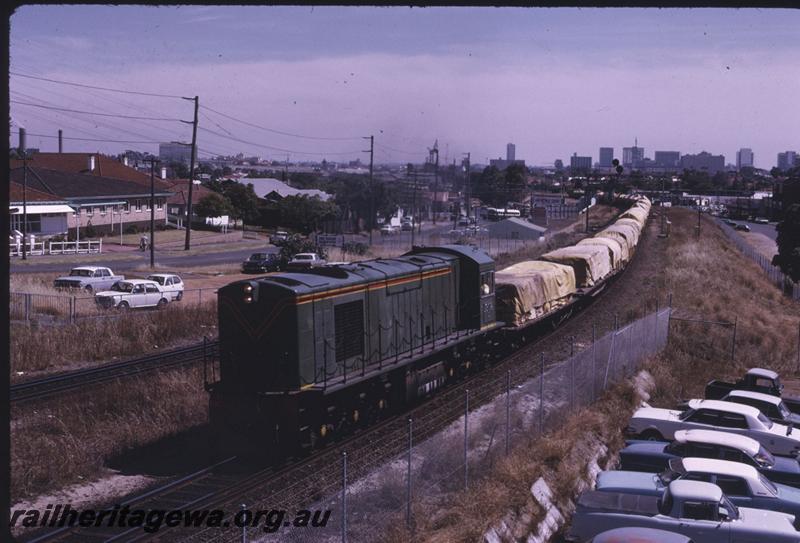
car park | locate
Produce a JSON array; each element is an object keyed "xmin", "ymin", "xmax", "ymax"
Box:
[
  {"xmin": 241, "ymin": 253, "xmax": 282, "ymax": 274},
  {"xmin": 95, "ymin": 279, "xmax": 170, "ymax": 310},
  {"xmin": 568, "ymin": 480, "xmax": 800, "ymax": 543},
  {"xmin": 597, "ymin": 457, "xmax": 800, "ymax": 520},
  {"xmin": 619, "ymin": 429, "xmax": 800, "ymax": 488},
  {"xmin": 705, "ymin": 368, "xmax": 800, "ymax": 414},
  {"xmin": 145, "ymin": 274, "xmax": 184, "ymax": 301},
  {"xmin": 626, "ymin": 399, "xmax": 800, "ymax": 456}
]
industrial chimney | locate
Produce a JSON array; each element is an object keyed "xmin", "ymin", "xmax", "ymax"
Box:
[
  {"xmin": 19, "ymin": 127, "xmax": 26, "ymax": 156},
  {"xmin": 58, "ymin": 129, "xmax": 63, "ymax": 153}
]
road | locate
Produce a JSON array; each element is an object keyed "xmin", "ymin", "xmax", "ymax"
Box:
[
  {"xmin": 10, "ymin": 245, "xmax": 275, "ymax": 274},
  {"xmin": 726, "ymin": 219, "xmax": 778, "ymax": 240}
]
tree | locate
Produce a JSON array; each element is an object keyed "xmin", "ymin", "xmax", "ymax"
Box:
[
  {"xmin": 194, "ymin": 192, "xmax": 232, "ymax": 218},
  {"xmin": 503, "ymin": 162, "xmax": 528, "ymax": 203},
  {"xmin": 224, "ymin": 182, "xmax": 261, "ymax": 223},
  {"xmin": 278, "ymin": 234, "xmax": 327, "ymax": 264},
  {"xmin": 277, "ymin": 195, "xmax": 339, "ymax": 235},
  {"xmin": 773, "ymin": 204, "xmax": 800, "ymax": 283}
]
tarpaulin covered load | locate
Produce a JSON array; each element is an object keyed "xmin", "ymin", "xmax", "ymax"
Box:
[
  {"xmin": 540, "ymin": 245, "xmax": 612, "ymax": 287},
  {"xmin": 620, "ymin": 206, "xmax": 649, "ymax": 226},
  {"xmin": 577, "ymin": 237, "xmax": 627, "ymax": 269},
  {"xmin": 614, "ymin": 218, "xmax": 642, "ymax": 244},
  {"xmin": 596, "ymin": 224, "xmax": 639, "ymax": 253},
  {"xmin": 495, "ymin": 261, "xmax": 577, "ymax": 326}
]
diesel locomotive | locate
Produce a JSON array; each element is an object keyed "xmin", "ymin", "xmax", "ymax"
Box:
[{"xmin": 209, "ymin": 197, "xmax": 651, "ymax": 457}]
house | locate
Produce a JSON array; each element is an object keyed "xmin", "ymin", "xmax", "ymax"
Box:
[
  {"xmin": 10, "ymin": 152, "xmax": 172, "ymax": 190},
  {"xmin": 240, "ymin": 177, "xmax": 332, "ymax": 201},
  {"xmin": 9, "ymin": 166, "xmax": 171, "ymax": 236},
  {"xmin": 9, "ymin": 182, "xmax": 73, "ymax": 236},
  {"xmin": 485, "ymin": 217, "xmax": 547, "ymax": 240},
  {"xmin": 165, "ymin": 179, "xmax": 229, "ymax": 228}
]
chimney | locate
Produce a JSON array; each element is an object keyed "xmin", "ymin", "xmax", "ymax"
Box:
[
  {"xmin": 88, "ymin": 155, "xmax": 96, "ymax": 171},
  {"xmin": 161, "ymin": 167, "xmax": 167, "ymax": 179},
  {"xmin": 58, "ymin": 129, "xmax": 63, "ymax": 153},
  {"xmin": 122, "ymin": 156, "xmax": 129, "ymax": 166},
  {"xmin": 18, "ymin": 127, "xmax": 26, "ymax": 156}
]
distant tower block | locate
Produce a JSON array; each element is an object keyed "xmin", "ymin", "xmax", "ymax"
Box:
[{"xmin": 507, "ymin": 143, "xmax": 516, "ymax": 162}]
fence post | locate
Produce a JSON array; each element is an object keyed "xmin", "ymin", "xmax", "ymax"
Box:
[
  {"xmin": 342, "ymin": 451, "xmax": 347, "ymax": 543},
  {"xmin": 407, "ymin": 418, "xmax": 413, "ymax": 528},
  {"xmin": 539, "ymin": 353, "xmax": 545, "ymax": 435},
  {"xmin": 464, "ymin": 389, "xmax": 469, "ymax": 490},
  {"xmin": 731, "ymin": 316, "xmax": 738, "ymax": 361},
  {"xmin": 506, "ymin": 370, "xmax": 511, "ymax": 456},
  {"xmin": 25, "ymin": 293, "xmax": 31, "ymax": 322},
  {"xmin": 69, "ymin": 296, "xmax": 75, "ymax": 324},
  {"xmin": 240, "ymin": 504, "xmax": 247, "ymax": 543},
  {"xmin": 592, "ymin": 324, "xmax": 597, "ymax": 402}
]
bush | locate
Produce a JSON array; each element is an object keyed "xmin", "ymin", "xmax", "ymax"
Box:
[
  {"xmin": 124, "ymin": 225, "xmax": 139, "ymax": 234},
  {"xmin": 342, "ymin": 241, "xmax": 368, "ymax": 256},
  {"xmin": 84, "ymin": 224, "xmax": 97, "ymax": 238}
]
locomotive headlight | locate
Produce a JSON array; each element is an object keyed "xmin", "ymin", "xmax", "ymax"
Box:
[
  {"xmin": 243, "ymin": 284, "xmax": 253, "ymax": 293},
  {"xmin": 242, "ymin": 282, "xmax": 258, "ymax": 303},
  {"xmin": 243, "ymin": 296, "xmax": 253, "ymax": 304}
]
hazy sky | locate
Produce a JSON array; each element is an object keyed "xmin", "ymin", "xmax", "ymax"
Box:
[{"xmin": 9, "ymin": 6, "xmax": 800, "ymax": 168}]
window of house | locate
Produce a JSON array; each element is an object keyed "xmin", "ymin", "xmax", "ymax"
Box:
[
  {"xmin": 100, "ymin": 205, "xmax": 106, "ymax": 215},
  {"xmin": 156, "ymin": 199, "xmax": 163, "ymax": 210},
  {"xmin": 86, "ymin": 207, "xmax": 94, "ymax": 216},
  {"xmin": 123, "ymin": 201, "xmax": 130, "ymax": 213},
  {"xmin": 135, "ymin": 200, "xmax": 142, "ymax": 212}
]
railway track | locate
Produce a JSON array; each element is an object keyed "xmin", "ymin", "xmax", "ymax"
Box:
[{"xmin": 10, "ymin": 340, "xmax": 219, "ymax": 404}]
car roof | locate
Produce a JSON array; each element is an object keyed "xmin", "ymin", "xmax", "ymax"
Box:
[
  {"xmin": 668, "ymin": 480, "xmax": 723, "ymax": 502},
  {"xmin": 674, "ymin": 429, "xmax": 760, "ymax": 456},
  {"xmin": 747, "ymin": 368, "xmax": 779, "ymax": 380},
  {"xmin": 687, "ymin": 399, "xmax": 761, "ymax": 418},
  {"xmin": 119, "ymin": 279, "xmax": 159, "ymax": 285},
  {"xmin": 681, "ymin": 457, "xmax": 759, "ymax": 480},
  {"xmin": 727, "ymin": 389, "xmax": 782, "ymax": 406},
  {"xmin": 590, "ymin": 527, "xmax": 692, "ymax": 543},
  {"xmin": 72, "ymin": 266, "xmax": 105, "ymax": 271},
  {"xmin": 147, "ymin": 273, "xmax": 180, "ymax": 278}
]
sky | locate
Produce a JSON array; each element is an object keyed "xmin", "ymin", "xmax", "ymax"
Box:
[{"xmin": 8, "ymin": 6, "xmax": 800, "ymax": 169}]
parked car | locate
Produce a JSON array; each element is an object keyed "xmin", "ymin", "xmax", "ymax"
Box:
[
  {"xmin": 457, "ymin": 216, "xmax": 470, "ymax": 227},
  {"xmin": 95, "ymin": 279, "xmax": 170, "ymax": 310},
  {"xmin": 285, "ymin": 253, "xmax": 326, "ymax": 271},
  {"xmin": 54, "ymin": 266, "xmax": 124, "ymax": 293},
  {"xmin": 754, "ymin": 217, "xmax": 770, "ymax": 224},
  {"xmin": 241, "ymin": 253, "xmax": 282, "ymax": 274},
  {"xmin": 723, "ymin": 219, "xmax": 737, "ymax": 226},
  {"xmin": 380, "ymin": 224, "xmax": 399, "ymax": 235},
  {"xmin": 706, "ymin": 368, "xmax": 800, "ymax": 414},
  {"xmin": 146, "ymin": 274, "xmax": 185, "ymax": 301},
  {"xmin": 720, "ymin": 390, "xmax": 800, "ymax": 426},
  {"xmin": 588, "ymin": 528, "xmax": 693, "ymax": 543},
  {"xmin": 269, "ymin": 231, "xmax": 290, "ymax": 245},
  {"xmin": 619, "ymin": 429, "xmax": 800, "ymax": 488},
  {"xmin": 567, "ymin": 480, "xmax": 800, "ymax": 543},
  {"xmin": 626, "ymin": 399, "xmax": 800, "ymax": 456},
  {"xmin": 735, "ymin": 223, "xmax": 751, "ymax": 232},
  {"xmin": 597, "ymin": 457, "xmax": 800, "ymax": 522}
]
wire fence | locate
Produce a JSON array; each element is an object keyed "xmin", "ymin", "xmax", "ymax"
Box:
[
  {"xmin": 716, "ymin": 219, "xmax": 800, "ymax": 301},
  {"xmin": 373, "ymin": 230, "xmax": 546, "ymax": 258},
  {"xmin": 9, "ymin": 287, "xmax": 218, "ymax": 323},
  {"xmin": 206, "ymin": 307, "xmax": 672, "ymax": 543}
]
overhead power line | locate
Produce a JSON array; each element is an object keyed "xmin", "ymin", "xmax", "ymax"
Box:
[
  {"xmin": 10, "ymin": 71, "xmax": 186, "ymax": 99},
  {"xmin": 11, "ymin": 100, "xmax": 187, "ymax": 122},
  {"xmin": 375, "ymin": 142, "xmax": 424, "ymax": 156},
  {"xmin": 200, "ymin": 104, "xmax": 362, "ymax": 141},
  {"xmin": 198, "ymin": 126, "xmax": 363, "ymax": 156},
  {"xmin": 9, "ymin": 130, "xmax": 162, "ymax": 145}
]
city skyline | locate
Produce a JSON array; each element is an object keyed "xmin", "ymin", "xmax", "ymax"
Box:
[{"xmin": 9, "ymin": 6, "xmax": 799, "ymax": 168}]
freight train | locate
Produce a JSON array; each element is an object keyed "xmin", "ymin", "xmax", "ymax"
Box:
[{"xmin": 208, "ymin": 196, "xmax": 652, "ymax": 457}]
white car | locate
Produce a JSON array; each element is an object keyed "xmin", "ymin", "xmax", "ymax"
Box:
[
  {"xmin": 627, "ymin": 399, "xmax": 800, "ymax": 457},
  {"xmin": 95, "ymin": 279, "xmax": 170, "ymax": 310},
  {"xmin": 146, "ymin": 274, "xmax": 184, "ymax": 301}
]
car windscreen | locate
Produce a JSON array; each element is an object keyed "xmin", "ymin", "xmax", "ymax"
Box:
[
  {"xmin": 679, "ymin": 409, "xmax": 695, "ymax": 421},
  {"xmin": 70, "ymin": 269, "xmax": 93, "ymax": 277},
  {"xmin": 757, "ymin": 412, "xmax": 774, "ymax": 429},
  {"xmin": 250, "ymin": 254, "xmax": 267, "ymax": 260},
  {"xmin": 779, "ymin": 401, "xmax": 792, "ymax": 419},
  {"xmin": 112, "ymin": 282, "xmax": 134, "ymax": 292},
  {"xmin": 718, "ymin": 495, "xmax": 740, "ymax": 520},
  {"xmin": 147, "ymin": 276, "xmax": 165, "ymax": 285},
  {"xmin": 759, "ymin": 473, "xmax": 779, "ymax": 496},
  {"xmin": 754, "ymin": 446, "xmax": 775, "ymax": 467}
]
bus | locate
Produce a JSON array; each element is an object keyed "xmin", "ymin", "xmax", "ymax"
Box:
[{"xmin": 486, "ymin": 207, "xmax": 522, "ymax": 221}]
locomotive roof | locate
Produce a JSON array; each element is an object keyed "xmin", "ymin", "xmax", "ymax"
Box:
[{"xmin": 242, "ymin": 250, "xmax": 459, "ymax": 296}]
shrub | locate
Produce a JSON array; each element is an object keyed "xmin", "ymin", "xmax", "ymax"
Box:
[
  {"xmin": 342, "ymin": 241, "xmax": 368, "ymax": 256},
  {"xmin": 124, "ymin": 225, "xmax": 139, "ymax": 234}
]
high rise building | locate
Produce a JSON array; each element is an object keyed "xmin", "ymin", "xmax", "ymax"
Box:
[
  {"xmin": 654, "ymin": 151, "xmax": 681, "ymax": 169},
  {"xmin": 736, "ymin": 148, "xmax": 754, "ymax": 170},
  {"xmin": 680, "ymin": 151, "xmax": 725, "ymax": 175},
  {"xmin": 599, "ymin": 147, "xmax": 614, "ymax": 168},
  {"xmin": 506, "ymin": 143, "xmax": 516, "ymax": 162},
  {"xmin": 622, "ymin": 141, "xmax": 645, "ymax": 168},
  {"xmin": 570, "ymin": 153, "xmax": 592, "ymax": 172},
  {"xmin": 777, "ymin": 151, "xmax": 797, "ymax": 171}
]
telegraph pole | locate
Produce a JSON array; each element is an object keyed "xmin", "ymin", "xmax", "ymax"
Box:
[
  {"xmin": 411, "ymin": 168, "xmax": 418, "ymax": 247},
  {"xmin": 363, "ymin": 135, "xmax": 374, "ymax": 245},
  {"xmin": 183, "ymin": 95, "xmax": 199, "ymax": 250},
  {"xmin": 20, "ymin": 128, "xmax": 28, "ymax": 260},
  {"xmin": 145, "ymin": 157, "xmax": 160, "ymax": 268},
  {"xmin": 463, "ymin": 153, "xmax": 471, "ymax": 220},
  {"xmin": 433, "ymin": 145, "xmax": 439, "ymax": 224}
]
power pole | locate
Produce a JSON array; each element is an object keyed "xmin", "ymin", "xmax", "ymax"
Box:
[
  {"xmin": 463, "ymin": 153, "xmax": 471, "ymax": 220},
  {"xmin": 363, "ymin": 135, "xmax": 374, "ymax": 245},
  {"xmin": 146, "ymin": 157, "xmax": 160, "ymax": 269},
  {"xmin": 183, "ymin": 95, "xmax": 199, "ymax": 251},
  {"xmin": 411, "ymin": 168, "xmax": 418, "ymax": 247},
  {"xmin": 20, "ymin": 128, "xmax": 28, "ymax": 260},
  {"xmin": 433, "ymin": 143, "xmax": 439, "ymax": 225}
]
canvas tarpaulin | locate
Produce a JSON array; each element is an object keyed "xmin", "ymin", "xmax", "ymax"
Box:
[
  {"xmin": 495, "ymin": 260, "xmax": 576, "ymax": 326},
  {"xmin": 614, "ymin": 218, "xmax": 642, "ymax": 243},
  {"xmin": 597, "ymin": 223, "xmax": 639, "ymax": 253},
  {"xmin": 577, "ymin": 236, "xmax": 627, "ymax": 269},
  {"xmin": 540, "ymin": 245, "xmax": 612, "ymax": 287},
  {"xmin": 620, "ymin": 206, "xmax": 648, "ymax": 226}
]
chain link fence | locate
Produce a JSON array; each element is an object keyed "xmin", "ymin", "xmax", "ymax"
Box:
[
  {"xmin": 204, "ymin": 307, "xmax": 671, "ymax": 543},
  {"xmin": 716, "ymin": 219, "xmax": 800, "ymax": 300},
  {"xmin": 9, "ymin": 287, "xmax": 218, "ymax": 323}
]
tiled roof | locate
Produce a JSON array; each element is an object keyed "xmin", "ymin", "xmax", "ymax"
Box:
[
  {"xmin": 9, "ymin": 167, "xmax": 172, "ymax": 200},
  {"xmin": 9, "ymin": 181, "xmax": 64, "ymax": 203},
  {"xmin": 10, "ymin": 152, "xmax": 171, "ymax": 190},
  {"xmin": 165, "ymin": 180, "xmax": 217, "ymax": 205}
]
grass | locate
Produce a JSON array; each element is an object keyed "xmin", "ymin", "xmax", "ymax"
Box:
[
  {"xmin": 10, "ymin": 366, "xmax": 208, "ymax": 502},
  {"xmin": 10, "ymin": 303, "xmax": 218, "ymax": 375}
]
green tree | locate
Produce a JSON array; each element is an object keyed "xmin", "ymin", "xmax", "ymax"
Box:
[
  {"xmin": 773, "ymin": 204, "xmax": 800, "ymax": 283},
  {"xmin": 503, "ymin": 162, "xmax": 528, "ymax": 203},
  {"xmin": 224, "ymin": 182, "xmax": 261, "ymax": 223},
  {"xmin": 278, "ymin": 234, "xmax": 327, "ymax": 264},
  {"xmin": 194, "ymin": 192, "xmax": 232, "ymax": 218},
  {"xmin": 277, "ymin": 195, "xmax": 339, "ymax": 234}
]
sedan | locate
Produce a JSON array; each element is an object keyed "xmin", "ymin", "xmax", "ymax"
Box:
[{"xmin": 146, "ymin": 274, "xmax": 184, "ymax": 301}]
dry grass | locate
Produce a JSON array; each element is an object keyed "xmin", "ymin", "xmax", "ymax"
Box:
[
  {"xmin": 11, "ymin": 303, "xmax": 217, "ymax": 375},
  {"xmin": 740, "ymin": 231, "xmax": 778, "ymax": 260},
  {"xmin": 10, "ymin": 366, "xmax": 208, "ymax": 501}
]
